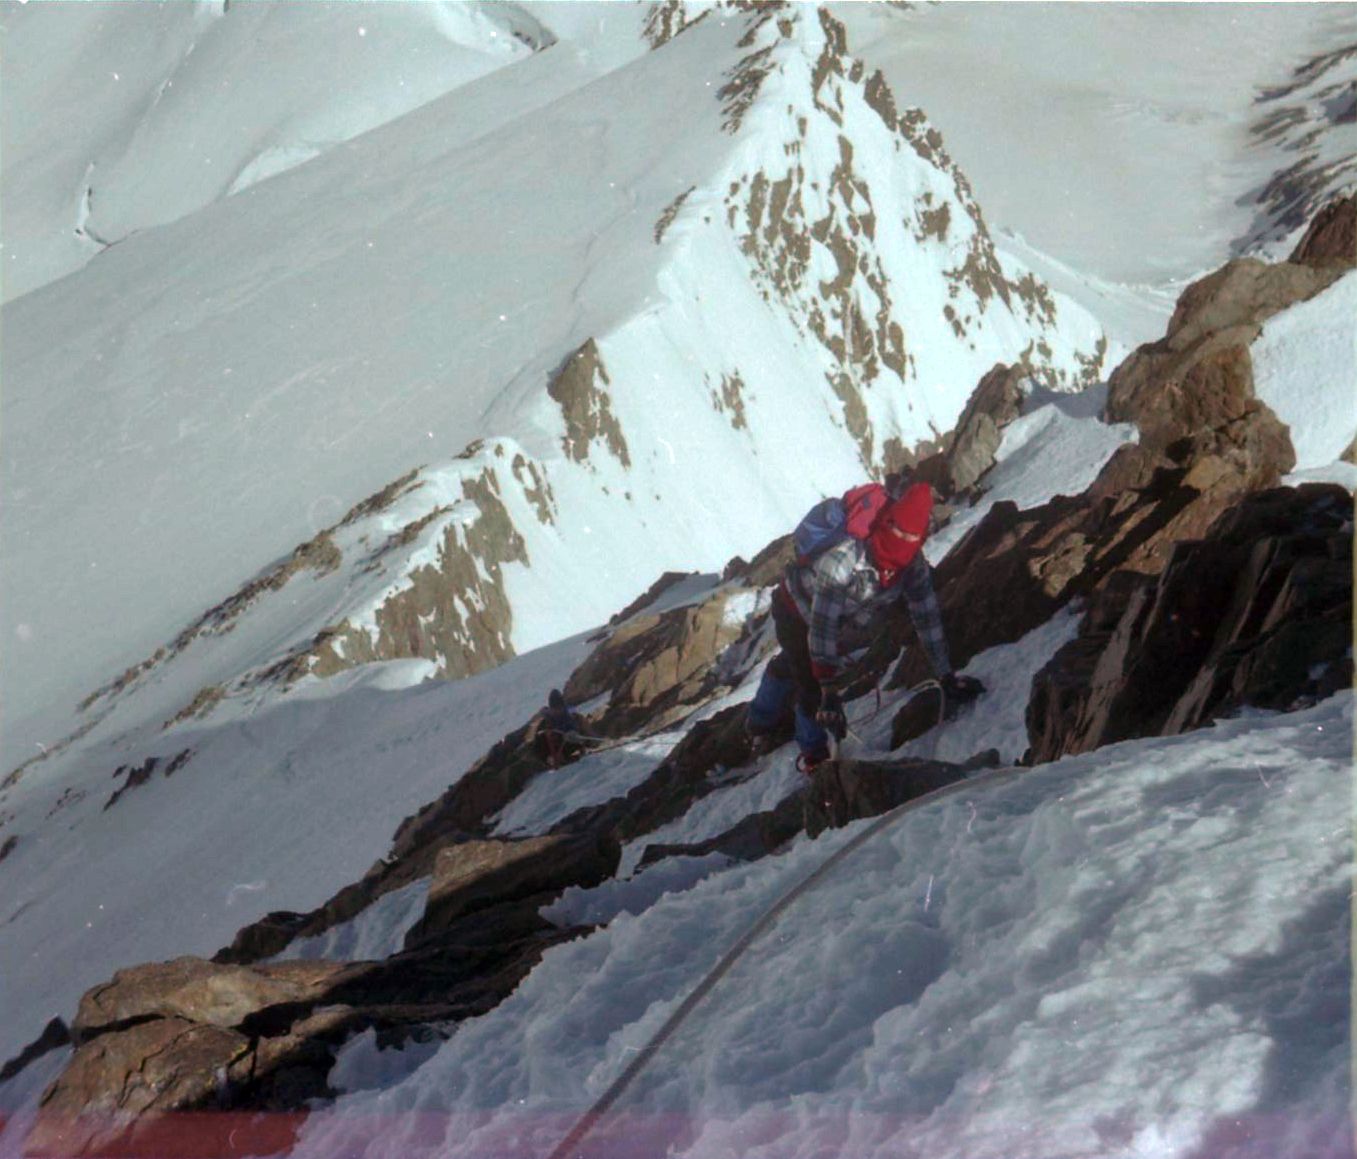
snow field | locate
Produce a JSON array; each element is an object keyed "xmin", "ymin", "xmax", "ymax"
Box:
[
  {"xmin": 291, "ymin": 695, "xmax": 1352, "ymax": 1159},
  {"xmin": 0, "ymin": 12, "xmax": 723, "ymax": 765},
  {"xmin": 926, "ymin": 383, "xmax": 1138, "ymax": 563},
  {"xmin": 836, "ymin": 2, "xmax": 1352, "ymax": 283},
  {"xmin": 1, "ymin": 8, "xmax": 1353, "ymax": 1156},
  {"xmin": 0, "ymin": 1, "xmax": 543, "ymax": 303},
  {"xmin": 2, "ymin": 4, "xmax": 1108, "ymax": 774},
  {"xmin": 1252, "ymin": 271, "xmax": 1357, "ymax": 472},
  {"xmin": 0, "ymin": 635, "xmax": 592, "ymax": 1065}
]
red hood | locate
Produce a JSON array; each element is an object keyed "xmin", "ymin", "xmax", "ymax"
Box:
[{"xmin": 868, "ymin": 483, "xmax": 932, "ymax": 573}]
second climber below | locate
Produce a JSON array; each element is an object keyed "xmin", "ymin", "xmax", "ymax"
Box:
[{"xmin": 746, "ymin": 480, "xmax": 982, "ymax": 773}]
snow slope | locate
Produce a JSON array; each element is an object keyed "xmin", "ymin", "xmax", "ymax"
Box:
[
  {"xmin": 0, "ymin": 634, "xmax": 591, "ymax": 1065},
  {"xmin": 1252, "ymin": 270, "xmax": 1357, "ymax": 471},
  {"xmin": 1, "ymin": 5, "xmax": 1108, "ymax": 776},
  {"xmin": 0, "ymin": 380, "xmax": 1259, "ymax": 1069},
  {"xmin": 0, "ymin": 380, "xmax": 1202, "ymax": 1073},
  {"xmin": 0, "ymin": 0, "xmax": 557, "ymax": 304},
  {"xmin": 287, "ymin": 695, "xmax": 1353, "ymax": 1159},
  {"xmin": 1, "ymin": 9, "xmax": 1352, "ymax": 1155}
]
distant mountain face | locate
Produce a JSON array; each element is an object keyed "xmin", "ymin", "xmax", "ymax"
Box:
[
  {"xmin": 1, "ymin": 2, "xmax": 1109, "ymax": 778},
  {"xmin": 831, "ymin": 1, "xmax": 1356, "ymax": 284},
  {"xmin": 1236, "ymin": 37, "xmax": 1357, "ymax": 257}
]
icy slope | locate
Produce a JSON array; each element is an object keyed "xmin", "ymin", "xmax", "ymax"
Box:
[
  {"xmin": 0, "ymin": 1, "xmax": 564, "ymax": 304},
  {"xmin": 1252, "ymin": 270, "xmax": 1357, "ymax": 472},
  {"xmin": 1238, "ymin": 26, "xmax": 1357, "ymax": 259},
  {"xmin": 1, "ymin": 5, "xmax": 1108, "ymax": 776}
]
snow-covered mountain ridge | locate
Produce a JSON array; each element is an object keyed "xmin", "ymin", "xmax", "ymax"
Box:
[
  {"xmin": 1239, "ymin": 30, "xmax": 1357, "ymax": 257},
  {"xmin": 1, "ymin": 2, "xmax": 1108, "ymax": 781}
]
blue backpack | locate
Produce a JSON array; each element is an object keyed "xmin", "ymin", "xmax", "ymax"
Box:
[{"xmin": 793, "ymin": 483, "xmax": 890, "ymax": 565}]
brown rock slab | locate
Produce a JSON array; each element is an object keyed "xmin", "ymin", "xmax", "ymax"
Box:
[
  {"xmin": 1157, "ymin": 258, "xmax": 1338, "ymax": 354},
  {"xmin": 565, "ymin": 587, "xmax": 750, "ymax": 734},
  {"xmin": 946, "ymin": 362, "xmax": 1028, "ymax": 495},
  {"xmin": 1104, "ymin": 244, "xmax": 1344, "ymax": 490},
  {"xmin": 29, "ymin": 1018, "xmax": 249, "ymax": 1155},
  {"xmin": 75, "ymin": 957, "xmax": 349, "ymax": 1038}
]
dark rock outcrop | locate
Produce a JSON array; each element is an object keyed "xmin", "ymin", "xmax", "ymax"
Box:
[
  {"xmin": 878, "ymin": 227, "xmax": 1349, "ymax": 696},
  {"xmin": 0, "ymin": 1017, "xmax": 70, "ymax": 1085},
  {"xmin": 801, "ymin": 756, "xmax": 985, "ymax": 838},
  {"xmin": 1026, "ymin": 484, "xmax": 1353, "ymax": 763},
  {"xmin": 637, "ymin": 752, "xmax": 995, "ymax": 866},
  {"xmin": 1288, "ymin": 193, "xmax": 1355, "ymax": 269},
  {"xmin": 889, "ymin": 684, "xmax": 949, "ymax": 749},
  {"xmin": 553, "ymin": 705, "xmax": 762, "ymax": 847},
  {"xmin": 407, "ymin": 833, "xmax": 620, "ymax": 944}
]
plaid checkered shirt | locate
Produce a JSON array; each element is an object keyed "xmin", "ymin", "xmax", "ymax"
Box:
[{"xmin": 784, "ymin": 536, "xmax": 951, "ymax": 683}]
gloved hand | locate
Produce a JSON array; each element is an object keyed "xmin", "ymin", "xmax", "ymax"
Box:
[
  {"xmin": 940, "ymin": 672, "xmax": 984, "ymax": 704},
  {"xmin": 815, "ymin": 689, "xmax": 847, "ymax": 739}
]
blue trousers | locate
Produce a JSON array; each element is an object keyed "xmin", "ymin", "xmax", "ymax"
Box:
[{"xmin": 746, "ymin": 597, "xmax": 830, "ymax": 758}]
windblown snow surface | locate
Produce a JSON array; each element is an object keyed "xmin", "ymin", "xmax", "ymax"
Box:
[
  {"xmin": 835, "ymin": 1, "xmax": 1357, "ymax": 282},
  {"xmin": 290, "ymin": 697, "xmax": 1351, "ymax": 1159}
]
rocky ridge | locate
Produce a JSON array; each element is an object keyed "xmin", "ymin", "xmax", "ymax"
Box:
[{"xmin": 3, "ymin": 3, "xmax": 1108, "ymax": 798}]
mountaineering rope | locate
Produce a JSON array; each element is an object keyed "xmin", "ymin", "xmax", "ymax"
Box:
[
  {"xmin": 563, "ymin": 728, "xmax": 670, "ymax": 757},
  {"xmin": 842, "ymin": 677, "xmax": 943, "ymax": 754},
  {"xmin": 545, "ymin": 692, "xmax": 994, "ymax": 1159}
]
